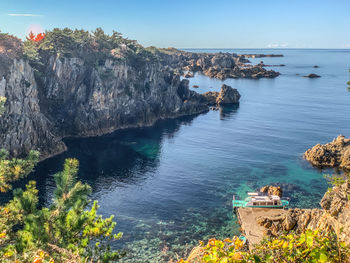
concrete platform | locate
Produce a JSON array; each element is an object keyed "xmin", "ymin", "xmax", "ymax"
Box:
[{"xmin": 236, "ymin": 207, "xmax": 287, "ymax": 250}]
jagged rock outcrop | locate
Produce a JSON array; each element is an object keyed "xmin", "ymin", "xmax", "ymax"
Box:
[
  {"xmin": 304, "ymin": 135, "xmax": 350, "ymax": 170},
  {"xmin": 259, "ymin": 185, "xmax": 283, "ymax": 197},
  {"xmin": 257, "ymin": 181, "xmax": 350, "ymax": 245},
  {"xmin": 216, "ymin": 84, "xmax": 241, "ymax": 104},
  {"xmin": 155, "ymin": 50, "xmax": 280, "ymax": 80},
  {"xmin": 202, "ymin": 84, "xmax": 241, "ymax": 106}
]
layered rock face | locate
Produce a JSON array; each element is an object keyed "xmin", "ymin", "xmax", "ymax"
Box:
[
  {"xmin": 0, "ymin": 50, "xmax": 208, "ymax": 159},
  {"xmin": 0, "ymin": 59, "xmax": 67, "ymax": 158},
  {"xmin": 304, "ymin": 135, "xmax": 350, "ymax": 170},
  {"xmin": 257, "ymin": 182, "xmax": 350, "ymax": 245}
]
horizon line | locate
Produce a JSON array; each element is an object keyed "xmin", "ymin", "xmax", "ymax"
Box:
[{"xmin": 179, "ymin": 47, "xmax": 350, "ymax": 50}]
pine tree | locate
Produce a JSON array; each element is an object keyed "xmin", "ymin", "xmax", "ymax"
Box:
[{"xmin": 1, "ymin": 103, "xmax": 123, "ymax": 262}]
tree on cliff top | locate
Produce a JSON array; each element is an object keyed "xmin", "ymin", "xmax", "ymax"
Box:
[{"xmin": 22, "ymin": 27, "xmax": 157, "ymax": 67}]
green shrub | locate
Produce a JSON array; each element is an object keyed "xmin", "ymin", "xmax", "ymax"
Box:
[{"xmin": 0, "ymin": 153, "xmax": 124, "ymax": 262}]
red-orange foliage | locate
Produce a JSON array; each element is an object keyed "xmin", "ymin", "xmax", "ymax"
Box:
[{"xmin": 26, "ymin": 31, "xmax": 45, "ymax": 42}]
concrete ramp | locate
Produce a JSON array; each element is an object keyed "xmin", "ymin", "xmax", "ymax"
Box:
[{"xmin": 236, "ymin": 207, "xmax": 288, "ymax": 250}]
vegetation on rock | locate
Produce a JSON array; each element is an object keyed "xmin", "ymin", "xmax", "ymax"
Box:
[
  {"xmin": 22, "ymin": 27, "xmax": 157, "ymax": 68},
  {"xmin": 179, "ymin": 226, "xmax": 349, "ymax": 263},
  {"xmin": 0, "ymin": 96, "xmax": 6, "ymax": 116},
  {"xmin": 179, "ymin": 231, "xmax": 345, "ymax": 262}
]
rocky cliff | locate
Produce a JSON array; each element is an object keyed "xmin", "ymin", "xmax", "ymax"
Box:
[{"xmin": 0, "ymin": 33, "xmax": 210, "ymax": 159}]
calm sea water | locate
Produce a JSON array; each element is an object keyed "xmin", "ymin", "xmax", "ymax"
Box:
[{"xmin": 14, "ymin": 49, "xmax": 350, "ymax": 262}]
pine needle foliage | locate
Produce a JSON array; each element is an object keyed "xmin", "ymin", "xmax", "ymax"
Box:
[{"xmin": 0, "ymin": 156, "xmax": 123, "ymax": 262}]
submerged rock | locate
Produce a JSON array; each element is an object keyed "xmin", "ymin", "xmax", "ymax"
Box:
[
  {"xmin": 304, "ymin": 135, "xmax": 350, "ymax": 170},
  {"xmin": 260, "ymin": 185, "xmax": 283, "ymax": 197},
  {"xmin": 304, "ymin": 73, "xmax": 321, "ymax": 78}
]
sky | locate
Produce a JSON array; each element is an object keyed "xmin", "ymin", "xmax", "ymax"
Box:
[{"xmin": 1, "ymin": 0, "xmax": 350, "ymax": 49}]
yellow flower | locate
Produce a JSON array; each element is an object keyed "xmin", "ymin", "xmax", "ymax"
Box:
[
  {"xmin": 12, "ymin": 165, "xmax": 23, "ymax": 177},
  {"xmin": 233, "ymin": 252, "xmax": 243, "ymax": 261}
]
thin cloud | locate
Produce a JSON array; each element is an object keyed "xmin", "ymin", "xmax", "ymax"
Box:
[
  {"xmin": 267, "ymin": 43, "xmax": 288, "ymax": 48},
  {"xmin": 8, "ymin": 14, "xmax": 42, "ymax": 17}
]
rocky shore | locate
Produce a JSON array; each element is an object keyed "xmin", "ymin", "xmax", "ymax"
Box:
[
  {"xmin": 256, "ymin": 181, "xmax": 350, "ymax": 246},
  {"xmin": 304, "ymin": 135, "xmax": 350, "ymax": 170}
]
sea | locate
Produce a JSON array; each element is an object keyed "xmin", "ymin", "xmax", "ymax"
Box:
[{"xmin": 11, "ymin": 49, "xmax": 350, "ymax": 262}]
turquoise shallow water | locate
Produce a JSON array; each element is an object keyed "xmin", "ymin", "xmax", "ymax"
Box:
[{"xmin": 13, "ymin": 49, "xmax": 350, "ymax": 262}]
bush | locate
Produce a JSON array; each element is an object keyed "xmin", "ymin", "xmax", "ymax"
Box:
[{"xmin": 179, "ymin": 230, "xmax": 350, "ymax": 263}]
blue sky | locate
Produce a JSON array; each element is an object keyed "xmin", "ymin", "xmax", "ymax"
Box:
[{"xmin": 1, "ymin": 0, "xmax": 350, "ymax": 48}]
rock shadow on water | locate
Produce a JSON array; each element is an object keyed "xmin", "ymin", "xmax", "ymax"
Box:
[
  {"xmin": 4, "ymin": 114, "xmax": 201, "ymax": 207},
  {"xmin": 218, "ymin": 103, "xmax": 240, "ymax": 120}
]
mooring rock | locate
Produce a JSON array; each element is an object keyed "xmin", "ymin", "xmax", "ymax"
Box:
[{"xmin": 260, "ymin": 185, "xmax": 283, "ymax": 197}]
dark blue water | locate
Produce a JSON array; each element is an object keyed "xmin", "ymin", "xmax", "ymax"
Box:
[{"xmin": 21, "ymin": 49, "xmax": 350, "ymax": 262}]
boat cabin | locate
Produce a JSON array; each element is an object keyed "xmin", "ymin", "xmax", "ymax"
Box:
[{"xmin": 232, "ymin": 191, "xmax": 289, "ymax": 209}]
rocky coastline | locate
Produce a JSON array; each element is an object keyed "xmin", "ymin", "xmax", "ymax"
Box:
[
  {"xmin": 0, "ymin": 33, "xmax": 255, "ymax": 160},
  {"xmin": 238, "ymin": 138, "xmax": 350, "ymax": 250},
  {"xmin": 256, "ymin": 181, "xmax": 350, "ymax": 246},
  {"xmin": 0, "ymin": 31, "xmax": 281, "ymax": 160}
]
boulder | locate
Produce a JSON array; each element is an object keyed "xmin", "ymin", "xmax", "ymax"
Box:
[
  {"xmin": 304, "ymin": 135, "xmax": 350, "ymax": 170},
  {"xmin": 216, "ymin": 84, "xmax": 241, "ymax": 105}
]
